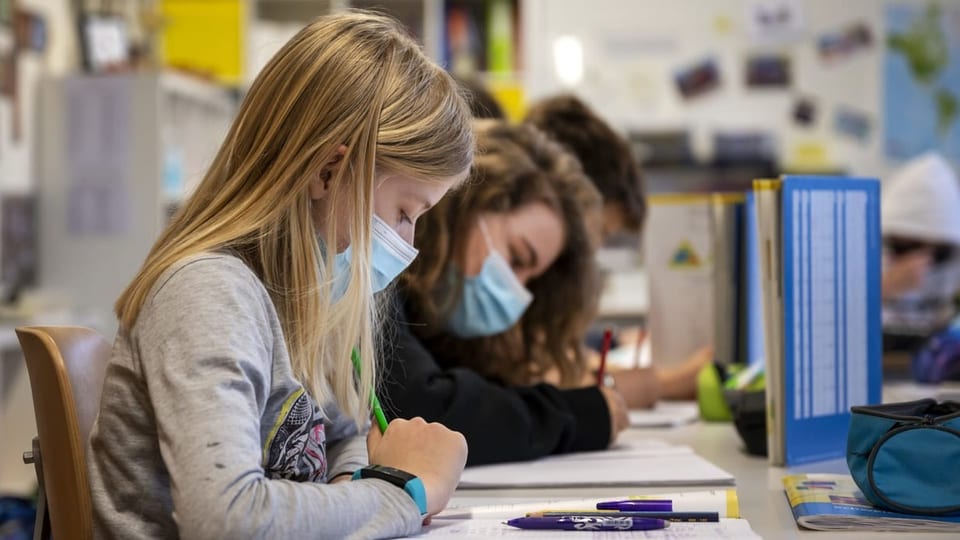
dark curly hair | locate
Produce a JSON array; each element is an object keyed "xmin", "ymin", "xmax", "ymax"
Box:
[
  {"xmin": 400, "ymin": 120, "xmax": 603, "ymax": 385},
  {"xmin": 525, "ymin": 94, "xmax": 647, "ymax": 234}
]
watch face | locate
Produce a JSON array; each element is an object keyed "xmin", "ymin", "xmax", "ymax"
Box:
[
  {"xmin": 367, "ymin": 465, "xmax": 415, "ymax": 482},
  {"xmin": 360, "ymin": 465, "xmax": 428, "ymax": 515}
]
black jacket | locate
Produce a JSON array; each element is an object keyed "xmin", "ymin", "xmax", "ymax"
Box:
[{"xmin": 380, "ymin": 297, "xmax": 611, "ymax": 466}]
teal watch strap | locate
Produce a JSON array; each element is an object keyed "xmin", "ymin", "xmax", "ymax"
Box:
[
  {"xmin": 402, "ymin": 477, "xmax": 428, "ymax": 516},
  {"xmin": 351, "ymin": 465, "xmax": 428, "ymax": 515}
]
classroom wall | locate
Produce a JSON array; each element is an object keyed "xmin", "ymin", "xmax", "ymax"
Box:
[
  {"xmin": 4, "ymin": 0, "xmax": 941, "ymax": 194},
  {"xmin": 522, "ymin": 0, "xmax": 938, "ymax": 180}
]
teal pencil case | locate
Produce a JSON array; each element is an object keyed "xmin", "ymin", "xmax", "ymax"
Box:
[{"xmin": 847, "ymin": 399, "xmax": 960, "ymax": 516}]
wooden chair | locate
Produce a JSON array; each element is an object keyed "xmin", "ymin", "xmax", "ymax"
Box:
[{"xmin": 16, "ymin": 326, "xmax": 111, "ymax": 540}]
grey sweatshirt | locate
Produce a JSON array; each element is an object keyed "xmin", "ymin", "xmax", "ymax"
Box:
[{"xmin": 87, "ymin": 253, "xmax": 422, "ymax": 539}]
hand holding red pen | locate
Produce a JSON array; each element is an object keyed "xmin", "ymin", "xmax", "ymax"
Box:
[
  {"xmin": 596, "ymin": 328, "xmax": 628, "ymax": 443},
  {"xmin": 600, "ymin": 386, "xmax": 629, "ymax": 444},
  {"xmin": 596, "ymin": 329, "xmax": 613, "ymax": 386}
]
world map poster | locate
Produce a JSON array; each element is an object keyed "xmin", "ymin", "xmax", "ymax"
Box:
[{"xmin": 885, "ymin": 2, "xmax": 960, "ymax": 162}]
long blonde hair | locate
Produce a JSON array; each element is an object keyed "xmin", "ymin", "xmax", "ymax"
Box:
[{"xmin": 116, "ymin": 11, "xmax": 474, "ymax": 424}]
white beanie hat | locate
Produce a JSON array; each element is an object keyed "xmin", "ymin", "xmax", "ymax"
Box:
[{"xmin": 882, "ymin": 152, "xmax": 960, "ymax": 245}]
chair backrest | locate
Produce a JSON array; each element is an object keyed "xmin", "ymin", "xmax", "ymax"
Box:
[{"xmin": 16, "ymin": 326, "xmax": 111, "ymax": 540}]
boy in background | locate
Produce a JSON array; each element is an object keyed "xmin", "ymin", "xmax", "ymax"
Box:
[
  {"xmin": 882, "ymin": 152, "xmax": 960, "ymax": 352},
  {"xmin": 526, "ymin": 95, "xmax": 647, "ymax": 242}
]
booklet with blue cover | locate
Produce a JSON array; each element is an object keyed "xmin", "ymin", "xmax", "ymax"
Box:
[
  {"xmin": 743, "ymin": 191, "xmax": 764, "ymax": 370},
  {"xmin": 754, "ymin": 176, "xmax": 883, "ymax": 466},
  {"xmin": 783, "ymin": 474, "xmax": 960, "ymax": 531}
]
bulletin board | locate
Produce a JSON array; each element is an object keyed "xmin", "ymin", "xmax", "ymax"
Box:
[{"xmin": 521, "ymin": 0, "xmax": 954, "ymax": 178}]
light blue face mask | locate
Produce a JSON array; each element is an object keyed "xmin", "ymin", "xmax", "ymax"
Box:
[
  {"xmin": 447, "ymin": 218, "xmax": 533, "ymax": 338},
  {"xmin": 330, "ymin": 215, "xmax": 419, "ymax": 298}
]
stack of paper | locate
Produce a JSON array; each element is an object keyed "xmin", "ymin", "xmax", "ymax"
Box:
[{"xmin": 458, "ymin": 440, "xmax": 734, "ymax": 489}]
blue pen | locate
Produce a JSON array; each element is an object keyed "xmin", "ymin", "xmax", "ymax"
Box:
[
  {"xmin": 597, "ymin": 499, "xmax": 672, "ymax": 511},
  {"xmin": 506, "ymin": 516, "xmax": 668, "ymax": 531}
]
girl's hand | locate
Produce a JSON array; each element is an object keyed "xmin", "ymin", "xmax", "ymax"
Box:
[
  {"xmin": 366, "ymin": 418, "xmax": 468, "ymax": 517},
  {"xmin": 611, "ymin": 368, "xmax": 661, "ymax": 409},
  {"xmin": 656, "ymin": 346, "xmax": 714, "ymax": 400},
  {"xmin": 599, "ymin": 386, "xmax": 630, "ymax": 444}
]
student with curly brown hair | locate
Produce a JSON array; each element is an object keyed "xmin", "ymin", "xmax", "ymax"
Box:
[
  {"xmin": 380, "ymin": 120, "xmax": 631, "ymax": 466},
  {"xmin": 526, "ymin": 95, "xmax": 709, "ymax": 401}
]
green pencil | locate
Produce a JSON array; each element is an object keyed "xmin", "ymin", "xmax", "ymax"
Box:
[{"xmin": 352, "ymin": 348, "xmax": 389, "ymax": 433}]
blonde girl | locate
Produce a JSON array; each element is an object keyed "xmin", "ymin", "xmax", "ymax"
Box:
[{"xmin": 88, "ymin": 12, "xmax": 473, "ymax": 539}]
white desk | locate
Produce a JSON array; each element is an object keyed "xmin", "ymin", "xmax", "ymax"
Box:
[{"xmin": 449, "ymin": 422, "xmax": 958, "ymax": 538}]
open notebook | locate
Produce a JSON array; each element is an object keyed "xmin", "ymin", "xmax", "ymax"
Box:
[{"xmin": 458, "ymin": 440, "xmax": 734, "ymax": 489}]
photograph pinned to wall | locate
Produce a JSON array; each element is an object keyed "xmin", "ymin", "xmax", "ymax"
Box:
[
  {"xmin": 674, "ymin": 57, "xmax": 721, "ymax": 100},
  {"xmin": 745, "ymin": 53, "xmax": 791, "ymax": 88},
  {"xmin": 833, "ymin": 106, "xmax": 871, "ymax": 143},
  {"xmin": 747, "ymin": 0, "xmax": 804, "ymax": 43},
  {"xmin": 793, "ymin": 96, "xmax": 817, "ymax": 127},
  {"xmin": 818, "ymin": 22, "xmax": 872, "ymax": 65},
  {"xmin": 80, "ymin": 13, "xmax": 131, "ymax": 73}
]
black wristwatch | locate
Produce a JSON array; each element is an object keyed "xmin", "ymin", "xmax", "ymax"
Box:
[{"xmin": 352, "ymin": 465, "xmax": 428, "ymax": 515}]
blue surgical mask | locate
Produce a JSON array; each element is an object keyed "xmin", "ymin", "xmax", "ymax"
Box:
[
  {"xmin": 446, "ymin": 218, "xmax": 533, "ymax": 338},
  {"xmin": 329, "ymin": 215, "xmax": 419, "ymax": 299}
]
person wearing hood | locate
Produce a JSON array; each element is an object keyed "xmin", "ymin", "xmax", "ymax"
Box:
[{"xmin": 882, "ymin": 152, "xmax": 960, "ymax": 351}]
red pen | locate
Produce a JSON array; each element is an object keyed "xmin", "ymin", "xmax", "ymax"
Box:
[{"xmin": 597, "ymin": 328, "xmax": 613, "ymax": 386}]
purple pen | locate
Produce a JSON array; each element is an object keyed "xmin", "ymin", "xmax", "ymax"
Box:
[
  {"xmin": 596, "ymin": 499, "xmax": 673, "ymax": 512},
  {"xmin": 505, "ymin": 516, "xmax": 668, "ymax": 531}
]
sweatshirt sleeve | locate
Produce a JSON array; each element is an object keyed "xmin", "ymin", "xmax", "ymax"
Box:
[
  {"xmin": 134, "ymin": 257, "xmax": 422, "ymax": 540},
  {"xmin": 380, "ymin": 305, "xmax": 611, "ymax": 466}
]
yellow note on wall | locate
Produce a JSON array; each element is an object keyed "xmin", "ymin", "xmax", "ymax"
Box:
[
  {"xmin": 488, "ymin": 79, "xmax": 525, "ymax": 122},
  {"xmin": 161, "ymin": 0, "xmax": 245, "ymax": 85}
]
